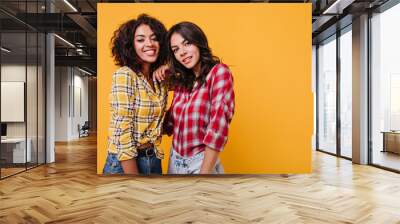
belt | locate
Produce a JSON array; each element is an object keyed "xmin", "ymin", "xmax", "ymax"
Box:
[
  {"xmin": 137, "ymin": 143, "xmax": 155, "ymax": 157},
  {"xmin": 137, "ymin": 142, "xmax": 153, "ymax": 150}
]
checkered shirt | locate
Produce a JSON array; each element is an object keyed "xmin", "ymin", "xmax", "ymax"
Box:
[
  {"xmin": 107, "ymin": 66, "xmax": 168, "ymax": 161},
  {"xmin": 165, "ymin": 63, "xmax": 235, "ymax": 157}
]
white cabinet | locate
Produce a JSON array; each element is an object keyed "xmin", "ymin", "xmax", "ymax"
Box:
[{"xmin": 1, "ymin": 138, "xmax": 32, "ymax": 163}]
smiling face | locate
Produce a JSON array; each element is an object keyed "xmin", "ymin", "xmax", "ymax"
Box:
[
  {"xmin": 134, "ymin": 24, "xmax": 160, "ymax": 64},
  {"xmin": 170, "ymin": 32, "xmax": 201, "ymax": 72}
]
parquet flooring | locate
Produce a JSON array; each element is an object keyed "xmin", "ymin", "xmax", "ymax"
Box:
[
  {"xmin": 1, "ymin": 135, "xmax": 400, "ymax": 223},
  {"xmin": 1, "ymin": 167, "xmax": 26, "ymax": 178}
]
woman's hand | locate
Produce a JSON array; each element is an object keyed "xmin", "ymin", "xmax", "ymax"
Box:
[
  {"xmin": 120, "ymin": 159, "xmax": 139, "ymax": 175},
  {"xmin": 153, "ymin": 64, "xmax": 170, "ymax": 82},
  {"xmin": 200, "ymin": 147, "xmax": 219, "ymax": 174}
]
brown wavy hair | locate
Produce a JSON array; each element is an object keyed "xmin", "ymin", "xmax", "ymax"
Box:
[
  {"xmin": 166, "ymin": 22, "xmax": 220, "ymax": 90},
  {"xmin": 111, "ymin": 14, "xmax": 168, "ymax": 74}
]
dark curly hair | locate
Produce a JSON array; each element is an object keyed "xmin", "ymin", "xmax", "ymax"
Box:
[
  {"xmin": 166, "ymin": 22, "xmax": 220, "ymax": 90},
  {"xmin": 111, "ymin": 14, "xmax": 168, "ymax": 74}
]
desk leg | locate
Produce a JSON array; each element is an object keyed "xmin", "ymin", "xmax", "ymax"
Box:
[{"xmin": 382, "ymin": 133, "xmax": 386, "ymax": 153}]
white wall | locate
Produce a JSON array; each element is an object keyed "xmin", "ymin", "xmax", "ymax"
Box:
[
  {"xmin": 1, "ymin": 63, "xmax": 45, "ymax": 163},
  {"xmin": 1, "ymin": 65, "xmax": 26, "ymax": 134},
  {"xmin": 55, "ymin": 66, "xmax": 69, "ymax": 141},
  {"xmin": 55, "ymin": 67, "xmax": 89, "ymax": 141},
  {"xmin": 1, "ymin": 64, "xmax": 26, "ymax": 81},
  {"xmin": 1, "ymin": 65, "xmax": 35, "ymax": 138},
  {"xmin": 72, "ymin": 72, "xmax": 89, "ymax": 138}
]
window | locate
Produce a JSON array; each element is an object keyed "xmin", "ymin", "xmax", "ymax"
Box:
[
  {"xmin": 371, "ymin": 2, "xmax": 400, "ymax": 171},
  {"xmin": 339, "ymin": 27, "xmax": 352, "ymax": 158},
  {"xmin": 317, "ymin": 35, "xmax": 337, "ymax": 154}
]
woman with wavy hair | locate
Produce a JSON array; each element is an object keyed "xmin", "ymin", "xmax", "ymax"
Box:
[
  {"xmin": 155, "ymin": 22, "xmax": 235, "ymax": 174},
  {"xmin": 103, "ymin": 14, "xmax": 168, "ymax": 175}
]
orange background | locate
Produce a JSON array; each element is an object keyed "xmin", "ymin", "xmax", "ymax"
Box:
[{"xmin": 97, "ymin": 3, "xmax": 312, "ymax": 174}]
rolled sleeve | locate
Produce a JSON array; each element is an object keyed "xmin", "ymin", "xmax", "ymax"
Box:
[
  {"xmin": 203, "ymin": 65, "xmax": 235, "ymax": 151},
  {"xmin": 111, "ymin": 71, "xmax": 138, "ymax": 161}
]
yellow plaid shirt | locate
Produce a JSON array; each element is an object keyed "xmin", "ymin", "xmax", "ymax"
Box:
[{"xmin": 107, "ymin": 66, "xmax": 168, "ymax": 161}]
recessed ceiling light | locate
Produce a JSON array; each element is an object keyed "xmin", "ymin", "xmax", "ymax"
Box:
[
  {"xmin": 77, "ymin": 67, "xmax": 93, "ymax": 76},
  {"xmin": 63, "ymin": 0, "xmax": 78, "ymax": 12},
  {"xmin": 54, "ymin": 34, "xmax": 75, "ymax": 48},
  {"xmin": 1, "ymin": 47, "xmax": 11, "ymax": 53},
  {"xmin": 322, "ymin": 0, "xmax": 355, "ymax": 15}
]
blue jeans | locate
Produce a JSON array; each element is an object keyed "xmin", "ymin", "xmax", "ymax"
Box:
[
  {"xmin": 168, "ymin": 148, "xmax": 224, "ymax": 174},
  {"xmin": 103, "ymin": 151, "xmax": 162, "ymax": 175}
]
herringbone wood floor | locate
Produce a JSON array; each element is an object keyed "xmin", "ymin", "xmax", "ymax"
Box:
[{"xmin": 1, "ymin": 135, "xmax": 400, "ymax": 224}]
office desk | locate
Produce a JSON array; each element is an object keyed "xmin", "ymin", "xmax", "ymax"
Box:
[
  {"xmin": 382, "ymin": 131, "xmax": 400, "ymax": 154},
  {"xmin": 1, "ymin": 138, "xmax": 31, "ymax": 163}
]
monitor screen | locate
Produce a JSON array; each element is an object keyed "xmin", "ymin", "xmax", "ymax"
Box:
[{"xmin": 1, "ymin": 123, "xmax": 7, "ymax": 137}]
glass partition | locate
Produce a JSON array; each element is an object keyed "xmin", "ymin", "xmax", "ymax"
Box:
[
  {"xmin": 0, "ymin": 1, "xmax": 46, "ymax": 179},
  {"xmin": 317, "ymin": 35, "xmax": 337, "ymax": 155},
  {"xmin": 1, "ymin": 30, "xmax": 28, "ymax": 177},
  {"xmin": 371, "ymin": 3, "xmax": 400, "ymax": 171}
]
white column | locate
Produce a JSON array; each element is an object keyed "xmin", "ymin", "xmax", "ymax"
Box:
[
  {"xmin": 45, "ymin": 1, "xmax": 55, "ymax": 163},
  {"xmin": 352, "ymin": 14, "xmax": 369, "ymax": 164},
  {"xmin": 46, "ymin": 33, "xmax": 55, "ymax": 163}
]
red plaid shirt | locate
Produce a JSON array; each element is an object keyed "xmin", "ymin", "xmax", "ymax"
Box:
[{"xmin": 165, "ymin": 63, "xmax": 235, "ymax": 157}]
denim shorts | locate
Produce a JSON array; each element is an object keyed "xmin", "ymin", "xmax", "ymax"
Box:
[
  {"xmin": 103, "ymin": 149, "xmax": 162, "ymax": 175},
  {"xmin": 167, "ymin": 148, "xmax": 224, "ymax": 174}
]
